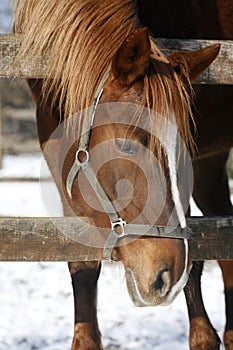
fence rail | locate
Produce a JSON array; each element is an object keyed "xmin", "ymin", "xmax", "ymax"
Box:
[
  {"xmin": 1, "ymin": 136, "xmax": 39, "ymax": 154},
  {"xmin": 0, "ymin": 216, "xmax": 233, "ymax": 261},
  {"xmin": 0, "ymin": 35, "xmax": 232, "ymax": 84}
]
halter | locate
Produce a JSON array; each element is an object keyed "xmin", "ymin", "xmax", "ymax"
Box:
[{"xmin": 66, "ymin": 72, "xmax": 191, "ymax": 260}]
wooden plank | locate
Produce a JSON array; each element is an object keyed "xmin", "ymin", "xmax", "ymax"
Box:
[
  {"xmin": 0, "ymin": 34, "xmax": 47, "ymax": 79},
  {"xmin": 0, "ymin": 217, "xmax": 103, "ymax": 262},
  {"xmin": 0, "ymin": 34, "xmax": 232, "ymax": 84},
  {"xmin": 187, "ymin": 216, "xmax": 233, "ymax": 260},
  {"xmin": 0, "ymin": 216, "xmax": 232, "ymax": 261}
]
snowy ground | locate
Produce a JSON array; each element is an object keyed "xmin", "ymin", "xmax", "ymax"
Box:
[{"xmin": 0, "ymin": 153, "xmax": 231, "ymax": 349}]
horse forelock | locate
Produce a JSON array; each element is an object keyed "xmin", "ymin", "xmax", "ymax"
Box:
[
  {"xmin": 14, "ymin": 0, "xmax": 137, "ymax": 118},
  {"xmin": 14, "ymin": 0, "xmax": 194, "ymax": 156}
]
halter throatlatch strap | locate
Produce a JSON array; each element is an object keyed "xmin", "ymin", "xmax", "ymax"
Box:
[
  {"xmin": 66, "ymin": 67, "xmax": 110, "ymax": 197},
  {"xmin": 79, "ymin": 66, "xmax": 111, "ymax": 151}
]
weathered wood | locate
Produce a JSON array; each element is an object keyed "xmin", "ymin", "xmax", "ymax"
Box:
[
  {"xmin": 0, "ymin": 34, "xmax": 232, "ymax": 84},
  {"xmin": 188, "ymin": 216, "xmax": 233, "ymax": 260},
  {"xmin": 0, "ymin": 34, "xmax": 47, "ymax": 79},
  {"xmin": 0, "ymin": 216, "xmax": 232, "ymax": 261},
  {"xmin": 0, "ymin": 217, "xmax": 103, "ymax": 262}
]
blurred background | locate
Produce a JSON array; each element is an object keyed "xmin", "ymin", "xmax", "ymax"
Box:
[{"xmin": 0, "ymin": 0, "xmax": 39, "ymax": 168}]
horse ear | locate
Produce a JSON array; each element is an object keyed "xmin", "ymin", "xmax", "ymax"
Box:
[
  {"xmin": 168, "ymin": 44, "xmax": 220, "ymax": 82},
  {"xmin": 111, "ymin": 28, "xmax": 151, "ymax": 85}
]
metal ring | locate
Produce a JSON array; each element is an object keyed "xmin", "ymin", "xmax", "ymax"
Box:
[{"xmin": 75, "ymin": 149, "xmax": 90, "ymax": 165}]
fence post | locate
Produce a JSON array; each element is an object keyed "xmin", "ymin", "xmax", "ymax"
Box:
[{"xmin": 0, "ymin": 94, "xmax": 2, "ymax": 169}]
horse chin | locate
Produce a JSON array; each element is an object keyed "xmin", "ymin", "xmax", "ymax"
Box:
[{"xmin": 125, "ymin": 268, "xmax": 167, "ymax": 307}]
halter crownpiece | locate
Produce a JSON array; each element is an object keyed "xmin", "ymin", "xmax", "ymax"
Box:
[{"xmin": 65, "ymin": 71, "xmax": 191, "ymax": 260}]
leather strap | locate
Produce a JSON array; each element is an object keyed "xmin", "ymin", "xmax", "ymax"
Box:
[{"xmin": 65, "ymin": 68, "xmax": 191, "ymax": 261}]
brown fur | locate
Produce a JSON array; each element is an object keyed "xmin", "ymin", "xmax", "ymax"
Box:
[{"xmin": 189, "ymin": 317, "xmax": 220, "ymax": 350}]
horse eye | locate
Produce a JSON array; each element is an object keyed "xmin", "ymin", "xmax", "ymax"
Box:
[{"xmin": 115, "ymin": 138, "xmax": 139, "ymax": 155}]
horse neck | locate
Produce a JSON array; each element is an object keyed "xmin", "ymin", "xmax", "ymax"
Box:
[{"xmin": 141, "ymin": 0, "xmax": 233, "ymax": 39}]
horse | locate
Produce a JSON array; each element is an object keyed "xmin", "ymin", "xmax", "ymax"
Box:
[
  {"xmin": 139, "ymin": 1, "xmax": 233, "ymax": 349},
  {"xmin": 14, "ymin": 0, "xmax": 221, "ymax": 349}
]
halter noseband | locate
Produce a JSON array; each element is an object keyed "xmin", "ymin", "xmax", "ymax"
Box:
[{"xmin": 66, "ymin": 73, "xmax": 191, "ymax": 261}]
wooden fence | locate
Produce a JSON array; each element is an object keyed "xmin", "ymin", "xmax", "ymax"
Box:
[
  {"xmin": 0, "ymin": 34, "xmax": 233, "ymax": 262},
  {"xmin": 0, "ymin": 35, "xmax": 233, "ymax": 83},
  {"xmin": 0, "ymin": 216, "xmax": 233, "ymax": 261}
]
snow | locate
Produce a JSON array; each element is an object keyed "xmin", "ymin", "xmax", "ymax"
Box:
[{"xmin": 0, "ymin": 153, "xmax": 231, "ymax": 349}]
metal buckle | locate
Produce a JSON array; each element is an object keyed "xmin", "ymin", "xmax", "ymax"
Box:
[{"xmin": 111, "ymin": 218, "xmax": 126, "ymax": 238}]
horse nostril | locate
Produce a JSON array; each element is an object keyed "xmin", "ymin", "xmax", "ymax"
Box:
[{"xmin": 152, "ymin": 269, "xmax": 171, "ymax": 297}]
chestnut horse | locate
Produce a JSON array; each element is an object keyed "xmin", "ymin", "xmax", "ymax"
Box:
[
  {"xmin": 139, "ymin": 1, "xmax": 233, "ymax": 349},
  {"xmin": 14, "ymin": 0, "xmax": 221, "ymax": 349}
]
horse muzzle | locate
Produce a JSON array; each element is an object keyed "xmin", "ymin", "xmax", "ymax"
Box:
[{"xmin": 125, "ymin": 264, "xmax": 189, "ymax": 307}]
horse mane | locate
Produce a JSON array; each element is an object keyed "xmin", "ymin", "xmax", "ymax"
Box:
[{"xmin": 14, "ymin": 0, "xmax": 194, "ymax": 152}]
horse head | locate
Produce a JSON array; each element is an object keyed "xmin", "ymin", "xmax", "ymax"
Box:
[{"xmin": 47, "ymin": 29, "xmax": 219, "ymax": 307}]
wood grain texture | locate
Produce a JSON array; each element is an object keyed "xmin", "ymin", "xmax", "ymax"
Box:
[
  {"xmin": 0, "ymin": 35, "xmax": 232, "ymax": 84},
  {"xmin": 187, "ymin": 216, "xmax": 233, "ymax": 260},
  {"xmin": 0, "ymin": 216, "xmax": 233, "ymax": 261},
  {"xmin": 0, "ymin": 34, "xmax": 47, "ymax": 79},
  {"xmin": 0, "ymin": 217, "xmax": 102, "ymax": 262}
]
